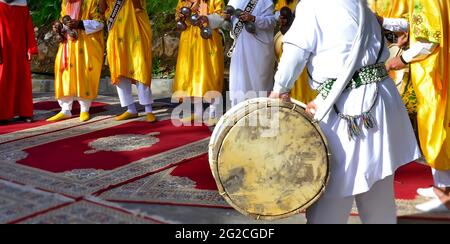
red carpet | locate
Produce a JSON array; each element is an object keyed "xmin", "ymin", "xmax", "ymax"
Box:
[
  {"xmin": 0, "ymin": 101, "xmax": 108, "ymax": 135},
  {"xmin": 100, "ymin": 157, "xmax": 438, "ymax": 211},
  {"xmin": 171, "ymin": 154, "xmax": 218, "ymax": 190},
  {"xmin": 98, "ymin": 153, "xmax": 230, "ymax": 208},
  {"xmin": 394, "ymin": 162, "xmax": 434, "ymax": 200},
  {"xmin": 18, "ymin": 120, "xmax": 211, "ymax": 173}
]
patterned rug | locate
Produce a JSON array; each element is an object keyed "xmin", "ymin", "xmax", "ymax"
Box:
[
  {"xmin": 98, "ymin": 154, "xmax": 230, "ymax": 208},
  {"xmin": 0, "ymin": 179, "xmax": 74, "ymax": 224},
  {"xmin": 0, "ymin": 101, "xmax": 110, "ymax": 137},
  {"xmin": 18, "ymin": 200, "xmax": 160, "ymax": 224},
  {"xmin": 0, "ymin": 114, "xmax": 211, "ymax": 197},
  {"xmin": 100, "ymin": 155, "xmax": 450, "ymax": 222}
]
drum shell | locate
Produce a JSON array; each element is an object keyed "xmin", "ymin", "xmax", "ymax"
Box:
[{"xmin": 209, "ymin": 98, "xmax": 331, "ymax": 220}]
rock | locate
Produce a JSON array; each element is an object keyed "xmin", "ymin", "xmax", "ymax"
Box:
[{"xmin": 163, "ymin": 34, "xmax": 179, "ymax": 58}]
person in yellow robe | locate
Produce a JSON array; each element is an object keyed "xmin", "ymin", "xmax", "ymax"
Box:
[
  {"xmin": 274, "ymin": 0, "xmax": 316, "ymax": 104},
  {"xmin": 47, "ymin": 0, "xmax": 105, "ymax": 122},
  {"xmin": 99, "ymin": 0, "xmax": 155, "ymax": 122},
  {"xmin": 369, "ymin": 0, "xmax": 417, "ymax": 115},
  {"xmin": 379, "ymin": 0, "xmax": 450, "ymax": 212},
  {"xmin": 173, "ymin": 0, "xmax": 224, "ymax": 125}
]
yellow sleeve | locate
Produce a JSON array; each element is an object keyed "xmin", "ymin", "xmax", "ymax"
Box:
[
  {"xmin": 274, "ymin": 1, "xmax": 286, "ymax": 12},
  {"xmin": 175, "ymin": 0, "xmax": 183, "ymax": 20},
  {"xmin": 211, "ymin": 0, "xmax": 224, "ymax": 14},
  {"xmin": 410, "ymin": 0, "xmax": 442, "ymax": 44},
  {"xmin": 89, "ymin": 0, "xmax": 105, "ymax": 22},
  {"xmin": 60, "ymin": 0, "xmax": 67, "ymax": 19}
]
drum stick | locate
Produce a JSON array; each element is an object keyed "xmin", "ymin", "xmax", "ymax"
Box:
[{"xmin": 291, "ymin": 98, "xmax": 307, "ymax": 109}]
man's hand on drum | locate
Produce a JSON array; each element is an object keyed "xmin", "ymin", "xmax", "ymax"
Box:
[
  {"xmin": 306, "ymin": 101, "xmax": 317, "ymax": 117},
  {"xmin": 269, "ymin": 91, "xmax": 291, "ymax": 103},
  {"xmin": 386, "ymin": 56, "xmax": 407, "ymax": 71}
]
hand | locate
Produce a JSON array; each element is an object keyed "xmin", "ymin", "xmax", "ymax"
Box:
[
  {"xmin": 239, "ymin": 12, "xmax": 255, "ymax": 22},
  {"xmin": 396, "ymin": 32, "xmax": 409, "ymax": 48},
  {"xmin": 191, "ymin": 4, "xmax": 199, "ymax": 14},
  {"xmin": 306, "ymin": 101, "xmax": 317, "ymax": 117},
  {"xmin": 66, "ymin": 19, "xmax": 81, "ymax": 29},
  {"xmin": 269, "ymin": 92, "xmax": 291, "ymax": 103},
  {"xmin": 386, "ymin": 56, "xmax": 407, "ymax": 71},
  {"xmin": 52, "ymin": 21, "xmax": 63, "ymax": 33}
]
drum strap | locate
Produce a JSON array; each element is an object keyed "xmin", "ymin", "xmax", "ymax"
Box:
[
  {"xmin": 107, "ymin": 0, "xmax": 125, "ymax": 32},
  {"xmin": 227, "ymin": 0, "xmax": 259, "ymax": 58}
]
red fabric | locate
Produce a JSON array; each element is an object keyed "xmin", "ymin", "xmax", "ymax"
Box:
[
  {"xmin": 0, "ymin": 101, "xmax": 108, "ymax": 135},
  {"xmin": 394, "ymin": 162, "xmax": 434, "ymax": 200},
  {"xmin": 171, "ymin": 154, "xmax": 218, "ymax": 190},
  {"xmin": 18, "ymin": 120, "xmax": 211, "ymax": 173},
  {"xmin": 0, "ymin": 3, "xmax": 37, "ymax": 120}
]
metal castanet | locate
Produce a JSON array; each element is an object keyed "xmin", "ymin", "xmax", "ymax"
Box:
[
  {"xmin": 209, "ymin": 98, "xmax": 330, "ymax": 220},
  {"xmin": 53, "ymin": 15, "xmax": 78, "ymax": 42},
  {"xmin": 177, "ymin": 7, "xmax": 191, "ymax": 31},
  {"xmin": 221, "ymin": 5, "xmax": 235, "ymax": 31},
  {"xmin": 244, "ymin": 22, "xmax": 256, "ymax": 34}
]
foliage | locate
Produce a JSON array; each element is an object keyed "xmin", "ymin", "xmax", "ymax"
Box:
[
  {"xmin": 28, "ymin": 0, "xmax": 179, "ymax": 27},
  {"xmin": 28, "ymin": 0, "xmax": 62, "ymax": 27}
]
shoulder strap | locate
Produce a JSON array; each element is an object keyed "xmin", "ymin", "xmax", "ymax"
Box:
[{"xmin": 107, "ymin": 0, "xmax": 125, "ymax": 32}]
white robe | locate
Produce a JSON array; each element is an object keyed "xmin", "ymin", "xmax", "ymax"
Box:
[
  {"xmin": 228, "ymin": 0, "xmax": 277, "ymax": 105},
  {"xmin": 273, "ymin": 0, "xmax": 421, "ymax": 197}
]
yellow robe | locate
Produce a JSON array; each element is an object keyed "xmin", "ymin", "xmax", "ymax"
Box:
[
  {"xmin": 369, "ymin": 0, "xmax": 417, "ymax": 114},
  {"xmin": 173, "ymin": 0, "xmax": 224, "ymax": 98},
  {"xmin": 105, "ymin": 0, "xmax": 152, "ymax": 86},
  {"xmin": 54, "ymin": 0, "xmax": 105, "ymax": 100},
  {"xmin": 275, "ymin": 0, "xmax": 317, "ymax": 104},
  {"xmin": 374, "ymin": 0, "xmax": 450, "ymax": 170},
  {"xmin": 408, "ymin": 0, "xmax": 450, "ymax": 170},
  {"xmin": 368, "ymin": 0, "xmax": 409, "ymax": 19}
]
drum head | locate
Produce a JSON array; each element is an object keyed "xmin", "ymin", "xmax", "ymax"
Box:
[{"xmin": 209, "ymin": 98, "xmax": 330, "ymax": 220}]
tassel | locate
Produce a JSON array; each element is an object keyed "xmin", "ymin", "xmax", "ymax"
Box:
[{"xmin": 362, "ymin": 112, "xmax": 376, "ymax": 129}]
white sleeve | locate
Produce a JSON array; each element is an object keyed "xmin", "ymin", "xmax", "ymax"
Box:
[
  {"xmin": 382, "ymin": 18, "xmax": 409, "ymax": 32},
  {"xmin": 254, "ymin": 3, "xmax": 277, "ymax": 30},
  {"xmin": 83, "ymin": 20, "xmax": 104, "ymax": 35},
  {"xmin": 274, "ymin": 11, "xmax": 281, "ymax": 21},
  {"xmin": 273, "ymin": 43, "xmax": 310, "ymax": 93},
  {"xmin": 402, "ymin": 41, "xmax": 438, "ymax": 63},
  {"xmin": 207, "ymin": 13, "xmax": 224, "ymax": 30}
]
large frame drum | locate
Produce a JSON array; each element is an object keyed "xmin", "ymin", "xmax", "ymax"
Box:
[{"xmin": 209, "ymin": 98, "xmax": 331, "ymax": 220}]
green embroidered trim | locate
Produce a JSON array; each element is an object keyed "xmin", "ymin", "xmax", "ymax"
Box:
[{"xmin": 316, "ymin": 63, "xmax": 389, "ymax": 100}]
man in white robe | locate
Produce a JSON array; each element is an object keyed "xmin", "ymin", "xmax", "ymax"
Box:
[
  {"xmin": 270, "ymin": 0, "xmax": 421, "ymax": 224},
  {"xmin": 226, "ymin": 0, "xmax": 277, "ymax": 107}
]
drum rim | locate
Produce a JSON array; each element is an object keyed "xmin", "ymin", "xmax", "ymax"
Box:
[{"xmin": 208, "ymin": 98, "xmax": 331, "ymax": 220}]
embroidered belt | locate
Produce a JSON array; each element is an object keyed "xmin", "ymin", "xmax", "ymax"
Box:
[
  {"xmin": 313, "ymin": 62, "xmax": 388, "ymax": 141},
  {"xmin": 316, "ymin": 63, "xmax": 389, "ymax": 100}
]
